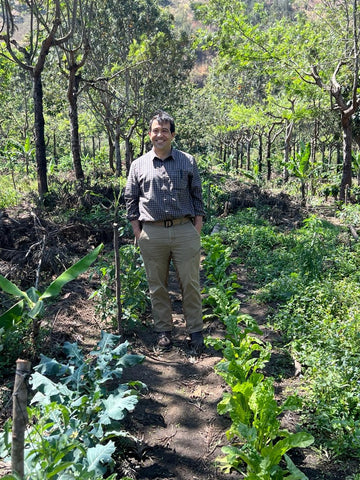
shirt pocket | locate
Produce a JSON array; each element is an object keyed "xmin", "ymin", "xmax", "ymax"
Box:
[{"xmin": 170, "ymin": 170, "xmax": 189, "ymax": 191}]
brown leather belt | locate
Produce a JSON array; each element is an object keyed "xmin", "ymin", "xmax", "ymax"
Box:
[{"xmin": 144, "ymin": 217, "xmax": 191, "ymax": 228}]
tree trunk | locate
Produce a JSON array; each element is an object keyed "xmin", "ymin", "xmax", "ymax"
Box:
[
  {"xmin": 33, "ymin": 73, "xmax": 48, "ymax": 196},
  {"xmin": 68, "ymin": 71, "xmax": 84, "ymax": 180},
  {"xmin": 115, "ymin": 124, "xmax": 121, "ymax": 177},
  {"xmin": 340, "ymin": 114, "xmax": 353, "ymax": 201},
  {"xmin": 258, "ymin": 133, "xmax": 263, "ymax": 174},
  {"xmin": 240, "ymin": 143, "xmax": 244, "ymax": 170},
  {"xmin": 283, "ymin": 121, "xmax": 293, "ymax": 183},
  {"xmin": 125, "ymin": 137, "xmax": 133, "ymax": 175},
  {"xmin": 266, "ymin": 132, "xmax": 272, "ymax": 181},
  {"xmin": 246, "ymin": 140, "xmax": 251, "ymax": 170},
  {"xmin": 235, "ymin": 140, "xmax": 240, "ymax": 173},
  {"xmin": 108, "ymin": 133, "xmax": 115, "ymax": 171}
]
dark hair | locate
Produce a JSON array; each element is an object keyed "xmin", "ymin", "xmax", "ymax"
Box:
[{"xmin": 149, "ymin": 110, "xmax": 175, "ymax": 133}]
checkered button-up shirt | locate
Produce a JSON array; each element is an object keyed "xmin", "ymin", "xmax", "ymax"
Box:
[{"xmin": 125, "ymin": 148, "xmax": 205, "ymax": 222}]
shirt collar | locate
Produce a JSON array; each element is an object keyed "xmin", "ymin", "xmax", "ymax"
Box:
[{"xmin": 152, "ymin": 147, "xmax": 174, "ymax": 162}]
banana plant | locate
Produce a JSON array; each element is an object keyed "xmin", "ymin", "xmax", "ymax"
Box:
[
  {"xmin": 286, "ymin": 142, "xmax": 317, "ymax": 206},
  {"xmin": 0, "ymin": 244, "xmax": 104, "ymax": 340}
]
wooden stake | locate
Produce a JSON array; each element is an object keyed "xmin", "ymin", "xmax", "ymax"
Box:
[
  {"xmin": 113, "ymin": 223, "xmax": 123, "ymax": 335},
  {"xmin": 12, "ymin": 359, "xmax": 31, "ymax": 479}
]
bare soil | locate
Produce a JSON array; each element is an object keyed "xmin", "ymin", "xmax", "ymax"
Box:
[{"xmin": 0, "ymin": 187, "xmax": 356, "ymax": 479}]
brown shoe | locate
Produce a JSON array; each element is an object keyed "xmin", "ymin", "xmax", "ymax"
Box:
[{"xmin": 156, "ymin": 332, "xmax": 172, "ymax": 350}]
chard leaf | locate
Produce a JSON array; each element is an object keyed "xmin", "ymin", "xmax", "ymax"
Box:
[
  {"xmin": 217, "ymin": 445, "xmax": 244, "ymax": 473},
  {"xmin": 236, "ymin": 422, "xmax": 257, "ymax": 443},
  {"xmin": 284, "ymin": 453, "xmax": 309, "ymax": 479},
  {"xmin": 87, "ymin": 440, "xmax": 115, "ymax": 473},
  {"xmin": 261, "ymin": 432, "xmax": 314, "ymax": 466}
]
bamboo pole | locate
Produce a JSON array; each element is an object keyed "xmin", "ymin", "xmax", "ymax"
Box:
[{"xmin": 12, "ymin": 359, "xmax": 31, "ymax": 479}]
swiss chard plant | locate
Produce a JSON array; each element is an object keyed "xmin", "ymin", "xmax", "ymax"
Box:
[
  {"xmin": 0, "ymin": 331, "xmax": 145, "ymax": 479},
  {"xmin": 202, "ymin": 233, "xmax": 314, "ymax": 479}
]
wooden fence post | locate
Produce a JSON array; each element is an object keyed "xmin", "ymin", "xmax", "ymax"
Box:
[
  {"xmin": 12, "ymin": 359, "xmax": 31, "ymax": 479},
  {"xmin": 113, "ymin": 222, "xmax": 123, "ymax": 335}
]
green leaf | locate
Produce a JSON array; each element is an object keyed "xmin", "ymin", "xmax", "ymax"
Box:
[
  {"xmin": 0, "ymin": 300, "xmax": 24, "ymax": 329},
  {"xmin": 35, "ymin": 354, "xmax": 71, "ymax": 376},
  {"xmin": 63, "ymin": 341, "xmax": 84, "ymax": 365},
  {"xmin": 283, "ymin": 453, "xmax": 309, "ymax": 479},
  {"xmin": 116, "ymin": 352, "xmax": 145, "ymax": 368},
  {"xmin": 0, "ymin": 275, "xmax": 29, "ymax": 299},
  {"xmin": 100, "ymin": 392, "xmax": 139, "ymax": 422},
  {"xmin": 40, "ymin": 244, "xmax": 104, "ymax": 300},
  {"xmin": 87, "ymin": 440, "xmax": 116, "ymax": 473},
  {"xmin": 28, "ymin": 299, "xmax": 44, "ymax": 319},
  {"xmin": 93, "ymin": 330, "xmax": 122, "ymax": 355},
  {"xmin": 30, "ymin": 372, "xmax": 73, "ymax": 402},
  {"xmin": 261, "ymin": 432, "xmax": 314, "ymax": 466}
]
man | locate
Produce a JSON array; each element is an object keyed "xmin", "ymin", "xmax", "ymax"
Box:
[{"xmin": 124, "ymin": 110, "xmax": 205, "ymax": 353}]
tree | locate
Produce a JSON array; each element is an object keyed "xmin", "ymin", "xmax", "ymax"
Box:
[
  {"xmin": 194, "ymin": 0, "xmax": 360, "ymax": 201},
  {"xmin": 0, "ymin": 0, "xmax": 77, "ymax": 196},
  {"xmin": 84, "ymin": 0, "xmax": 194, "ymax": 175},
  {"xmin": 56, "ymin": 0, "xmax": 92, "ymax": 181},
  {"xmin": 307, "ymin": 0, "xmax": 360, "ymax": 200}
]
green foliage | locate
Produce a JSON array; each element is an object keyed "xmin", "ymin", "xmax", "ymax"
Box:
[
  {"xmin": 0, "ymin": 331, "xmax": 145, "ymax": 479},
  {"xmin": 200, "ymin": 174, "xmax": 229, "ymax": 216},
  {"xmin": 286, "ymin": 142, "xmax": 322, "ymax": 205},
  {"xmin": 0, "ymin": 137, "xmax": 37, "ymax": 207},
  {"xmin": 337, "ymin": 203, "xmax": 360, "ymax": 228},
  {"xmin": 202, "ymin": 233, "xmax": 313, "ymax": 478},
  {"xmin": 0, "ymin": 244, "xmax": 104, "ymax": 375},
  {"xmin": 273, "ymin": 278, "xmax": 360, "ymax": 458},
  {"xmin": 211, "ymin": 206, "xmax": 360, "ymax": 459},
  {"xmin": 90, "ymin": 244, "xmax": 149, "ymax": 329}
]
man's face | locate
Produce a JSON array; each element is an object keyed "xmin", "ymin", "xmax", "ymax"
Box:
[{"xmin": 149, "ymin": 120, "xmax": 175, "ymax": 153}]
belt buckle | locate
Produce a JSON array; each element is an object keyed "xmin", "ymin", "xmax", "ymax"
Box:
[{"xmin": 164, "ymin": 219, "xmax": 173, "ymax": 228}]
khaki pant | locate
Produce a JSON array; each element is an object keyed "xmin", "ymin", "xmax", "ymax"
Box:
[{"xmin": 138, "ymin": 221, "xmax": 203, "ymax": 334}]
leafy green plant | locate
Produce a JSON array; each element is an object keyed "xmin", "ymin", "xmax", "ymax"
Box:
[
  {"xmin": 207, "ymin": 316, "xmax": 313, "ymax": 479},
  {"xmin": 90, "ymin": 244, "xmax": 149, "ymax": 329},
  {"xmin": 287, "ymin": 142, "xmax": 321, "ymax": 206},
  {"xmin": 337, "ymin": 203, "xmax": 360, "ymax": 227},
  {"xmin": 0, "ymin": 244, "xmax": 104, "ymax": 373},
  {"xmin": 273, "ymin": 277, "xmax": 360, "ymax": 458},
  {"xmin": 202, "ymin": 233, "xmax": 313, "ymax": 478},
  {"xmin": 0, "ymin": 331, "xmax": 145, "ymax": 479}
]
